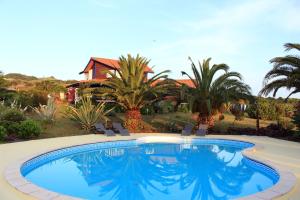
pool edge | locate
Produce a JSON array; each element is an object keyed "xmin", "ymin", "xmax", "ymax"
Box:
[{"xmin": 3, "ymin": 135, "xmax": 297, "ymax": 200}]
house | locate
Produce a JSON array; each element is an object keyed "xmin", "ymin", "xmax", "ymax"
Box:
[
  {"xmin": 80, "ymin": 57, "xmax": 154, "ymax": 81},
  {"xmin": 66, "ymin": 57, "xmax": 194, "ymax": 103}
]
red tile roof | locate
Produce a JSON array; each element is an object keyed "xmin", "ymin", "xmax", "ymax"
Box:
[
  {"xmin": 151, "ymin": 79, "xmax": 196, "ymax": 88},
  {"xmin": 80, "ymin": 57, "xmax": 154, "ymax": 74},
  {"xmin": 176, "ymin": 79, "xmax": 196, "ymax": 88},
  {"xmin": 79, "ymin": 79, "xmax": 106, "ymax": 83}
]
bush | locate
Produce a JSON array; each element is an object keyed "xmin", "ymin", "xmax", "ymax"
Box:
[
  {"xmin": 157, "ymin": 100, "xmax": 175, "ymax": 114},
  {"xmin": 0, "ymin": 121, "xmax": 20, "ymax": 135},
  {"xmin": 0, "ymin": 88, "xmax": 18, "ymax": 105},
  {"xmin": 166, "ymin": 121, "xmax": 180, "ymax": 133},
  {"xmin": 177, "ymin": 103, "xmax": 189, "ymax": 113},
  {"xmin": 17, "ymin": 90, "xmax": 48, "ymax": 108},
  {"xmin": 103, "ymin": 103, "xmax": 125, "ymax": 114},
  {"xmin": 0, "ymin": 126, "xmax": 7, "ymax": 141},
  {"xmin": 18, "ymin": 119, "xmax": 42, "ymax": 139},
  {"xmin": 211, "ymin": 122, "xmax": 230, "ymax": 133},
  {"xmin": 141, "ymin": 105, "xmax": 155, "ymax": 115},
  {"xmin": 278, "ymin": 118, "xmax": 295, "ymax": 130},
  {"xmin": 246, "ymin": 104, "xmax": 256, "ymax": 119},
  {"xmin": 292, "ymin": 102, "xmax": 300, "ymax": 131},
  {"xmin": 0, "ymin": 109, "xmax": 25, "ymax": 123},
  {"xmin": 246, "ymin": 98, "xmax": 296, "ymax": 121},
  {"xmin": 0, "ymin": 102, "xmax": 7, "ymax": 113}
]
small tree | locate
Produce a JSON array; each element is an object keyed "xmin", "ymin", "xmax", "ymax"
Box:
[{"xmin": 64, "ymin": 96, "xmax": 109, "ymax": 131}]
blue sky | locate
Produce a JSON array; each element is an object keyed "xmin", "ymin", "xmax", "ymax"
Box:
[{"xmin": 0, "ymin": 0, "xmax": 300, "ymax": 97}]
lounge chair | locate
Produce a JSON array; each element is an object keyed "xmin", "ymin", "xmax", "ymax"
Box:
[
  {"xmin": 181, "ymin": 124, "xmax": 194, "ymax": 136},
  {"xmin": 196, "ymin": 124, "xmax": 208, "ymax": 136},
  {"xmin": 95, "ymin": 123, "xmax": 116, "ymax": 136},
  {"xmin": 113, "ymin": 122, "xmax": 130, "ymax": 136}
]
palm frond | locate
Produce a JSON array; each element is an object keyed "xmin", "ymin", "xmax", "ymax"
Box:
[
  {"xmin": 261, "ymin": 43, "xmax": 300, "ymax": 98},
  {"xmin": 284, "ymin": 43, "xmax": 300, "ymax": 52}
]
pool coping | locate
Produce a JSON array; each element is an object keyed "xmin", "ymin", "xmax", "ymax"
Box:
[{"xmin": 3, "ymin": 135, "xmax": 297, "ymax": 200}]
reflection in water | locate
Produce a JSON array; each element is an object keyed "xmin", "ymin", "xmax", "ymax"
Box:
[{"xmin": 65, "ymin": 143, "xmax": 277, "ymax": 200}]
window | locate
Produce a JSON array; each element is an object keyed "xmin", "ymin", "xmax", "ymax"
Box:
[
  {"xmin": 106, "ymin": 70, "xmax": 116, "ymax": 78},
  {"xmin": 88, "ymin": 69, "xmax": 93, "ymax": 80}
]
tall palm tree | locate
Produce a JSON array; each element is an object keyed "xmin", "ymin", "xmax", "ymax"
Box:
[
  {"xmin": 260, "ymin": 43, "xmax": 300, "ymax": 99},
  {"xmin": 182, "ymin": 57, "xmax": 251, "ymax": 126},
  {"xmin": 100, "ymin": 54, "xmax": 171, "ymax": 131}
]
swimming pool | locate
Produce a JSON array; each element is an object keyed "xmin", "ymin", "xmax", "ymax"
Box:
[{"xmin": 21, "ymin": 138, "xmax": 279, "ymax": 200}]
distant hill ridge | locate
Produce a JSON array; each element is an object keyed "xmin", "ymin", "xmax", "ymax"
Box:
[
  {"xmin": 4, "ymin": 73, "xmax": 38, "ymax": 81},
  {"xmin": 4, "ymin": 73, "xmax": 77, "ymax": 82}
]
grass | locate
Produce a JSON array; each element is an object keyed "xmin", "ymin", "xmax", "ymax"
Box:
[
  {"xmin": 214, "ymin": 113, "xmax": 275, "ymax": 129},
  {"xmin": 36, "ymin": 104, "xmax": 276, "ymax": 139}
]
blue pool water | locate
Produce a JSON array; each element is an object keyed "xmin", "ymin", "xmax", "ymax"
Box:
[{"xmin": 21, "ymin": 139, "xmax": 279, "ymax": 200}]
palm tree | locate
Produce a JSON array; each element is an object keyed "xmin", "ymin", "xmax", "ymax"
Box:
[
  {"xmin": 182, "ymin": 57, "xmax": 251, "ymax": 127},
  {"xmin": 100, "ymin": 54, "xmax": 171, "ymax": 131},
  {"xmin": 260, "ymin": 43, "xmax": 300, "ymax": 99}
]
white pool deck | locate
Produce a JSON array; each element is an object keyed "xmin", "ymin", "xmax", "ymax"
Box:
[{"xmin": 0, "ymin": 134, "xmax": 300, "ymax": 200}]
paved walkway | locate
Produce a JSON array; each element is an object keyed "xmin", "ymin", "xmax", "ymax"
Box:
[{"xmin": 0, "ymin": 134, "xmax": 299, "ymax": 200}]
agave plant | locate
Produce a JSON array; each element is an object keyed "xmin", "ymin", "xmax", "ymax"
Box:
[
  {"xmin": 64, "ymin": 96, "xmax": 109, "ymax": 131},
  {"xmin": 260, "ymin": 43, "xmax": 300, "ymax": 99},
  {"xmin": 99, "ymin": 54, "xmax": 171, "ymax": 131},
  {"xmin": 182, "ymin": 57, "xmax": 251, "ymax": 127},
  {"xmin": 32, "ymin": 97, "xmax": 56, "ymax": 123}
]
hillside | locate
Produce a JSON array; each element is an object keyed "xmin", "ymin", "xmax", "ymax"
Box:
[{"xmin": 2, "ymin": 73, "xmax": 77, "ymax": 91}]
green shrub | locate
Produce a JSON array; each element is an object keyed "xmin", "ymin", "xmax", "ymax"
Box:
[
  {"xmin": 16, "ymin": 91, "xmax": 34, "ymax": 108},
  {"xmin": 212, "ymin": 121, "xmax": 230, "ymax": 133},
  {"xmin": 166, "ymin": 121, "xmax": 180, "ymax": 132},
  {"xmin": 18, "ymin": 119, "xmax": 42, "ymax": 139},
  {"xmin": 157, "ymin": 100, "xmax": 175, "ymax": 114},
  {"xmin": 0, "ymin": 88, "xmax": 18, "ymax": 105},
  {"xmin": 246, "ymin": 98, "xmax": 296, "ymax": 121},
  {"xmin": 246, "ymin": 104, "xmax": 256, "ymax": 119},
  {"xmin": 0, "ymin": 109, "xmax": 25, "ymax": 123},
  {"xmin": 141, "ymin": 105, "xmax": 155, "ymax": 115},
  {"xmin": 177, "ymin": 103, "xmax": 189, "ymax": 113},
  {"xmin": 0, "ymin": 102, "xmax": 7, "ymax": 113},
  {"xmin": 17, "ymin": 90, "xmax": 48, "ymax": 108},
  {"xmin": 104, "ymin": 103, "xmax": 125, "ymax": 114},
  {"xmin": 0, "ymin": 126, "xmax": 7, "ymax": 141},
  {"xmin": 0, "ymin": 121, "xmax": 20, "ymax": 135},
  {"xmin": 277, "ymin": 118, "xmax": 295, "ymax": 130}
]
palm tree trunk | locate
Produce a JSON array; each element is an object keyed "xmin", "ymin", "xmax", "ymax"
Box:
[
  {"xmin": 198, "ymin": 115, "xmax": 214, "ymax": 127},
  {"xmin": 255, "ymin": 101, "xmax": 260, "ymax": 132},
  {"xmin": 125, "ymin": 109, "xmax": 142, "ymax": 132}
]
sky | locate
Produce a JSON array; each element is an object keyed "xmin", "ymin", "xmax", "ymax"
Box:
[{"xmin": 0, "ymin": 0, "xmax": 300, "ymax": 97}]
